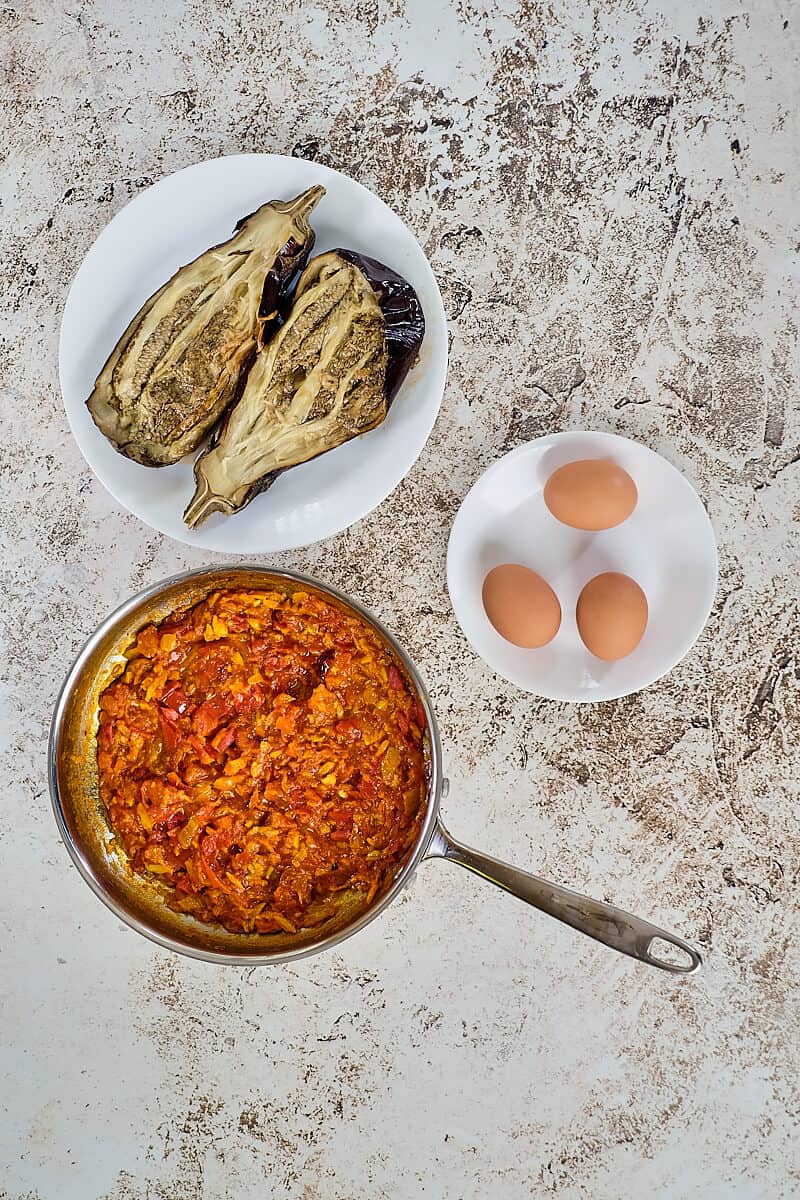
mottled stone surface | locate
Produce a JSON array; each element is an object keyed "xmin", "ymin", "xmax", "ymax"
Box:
[{"xmin": 2, "ymin": 1, "xmax": 799, "ymax": 1197}]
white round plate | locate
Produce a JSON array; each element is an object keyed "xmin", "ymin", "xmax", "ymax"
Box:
[
  {"xmin": 447, "ymin": 431, "xmax": 718, "ymax": 702},
  {"xmin": 59, "ymin": 154, "xmax": 448, "ymax": 553}
]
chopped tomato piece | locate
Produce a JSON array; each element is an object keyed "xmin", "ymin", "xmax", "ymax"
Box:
[
  {"xmin": 160, "ymin": 683, "xmax": 190, "ymax": 713},
  {"xmin": 387, "ymin": 664, "xmax": 404, "ymax": 690},
  {"xmin": 335, "ymin": 718, "xmax": 362, "ymax": 741},
  {"xmin": 193, "ymin": 696, "xmax": 233, "ymax": 737},
  {"xmin": 158, "ymin": 710, "xmax": 180, "ymax": 751},
  {"xmin": 237, "ymin": 684, "xmax": 265, "ymax": 714},
  {"xmin": 211, "ymin": 725, "xmax": 236, "ymax": 752},
  {"xmin": 188, "ymin": 733, "xmax": 215, "ymax": 765}
]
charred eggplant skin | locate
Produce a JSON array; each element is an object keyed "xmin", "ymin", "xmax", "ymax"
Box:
[
  {"xmin": 86, "ymin": 187, "xmax": 324, "ymax": 467},
  {"xmin": 331, "ymin": 249, "xmax": 425, "ymax": 403},
  {"xmin": 183, "ymin": 249, "xmax": 426, "ymax": 528}
]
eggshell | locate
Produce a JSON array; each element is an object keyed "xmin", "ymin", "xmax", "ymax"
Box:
[
  {"xmin": 482, "ymin": 564, "xmax": 561, "ymax": 649},
  {"xmin": 544, "ymin": 459, "xmax": 638, "ymax": 530},
  {"xmin": 576, "ymin": 572, "xmax": 648, "ymax": 661}
]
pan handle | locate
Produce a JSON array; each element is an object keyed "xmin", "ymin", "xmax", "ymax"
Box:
[{"xmin": 424, "ymin": 816, "xmax": 702, "ymax": 975}]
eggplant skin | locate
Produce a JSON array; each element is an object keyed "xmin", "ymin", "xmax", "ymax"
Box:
[
  {"xmin": 86, "ymin": 187, "xmax": 324, "ymax": 467},
  {"xmin": 184, "ymin": 248, "xmax": 425, "ymax": 527}
]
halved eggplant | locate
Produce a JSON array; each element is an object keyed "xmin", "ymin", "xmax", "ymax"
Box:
[
  {"xmin": 183, "ymin": 249, "xmax": 425, "ymax": 527},
  {"xmin": 86, "ymin": 187, "xmax": 324, "ymax": 466}
]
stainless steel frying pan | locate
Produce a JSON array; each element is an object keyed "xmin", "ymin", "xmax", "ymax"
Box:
[{"xmin": 49, "ymin": 566, "xmax": 702, "ymax": 974}]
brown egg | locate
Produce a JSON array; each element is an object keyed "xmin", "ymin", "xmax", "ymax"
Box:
[
  {"xmin": 482, "ymin": 564, "xmax": 561, "ymax": 648},
  {"xmin": 544, "ymin": 459, "xmax": 638, "ymax": 530},
  {"xmin": 576, "ymin": 572, "xmax": 648, "ymax": 661}
]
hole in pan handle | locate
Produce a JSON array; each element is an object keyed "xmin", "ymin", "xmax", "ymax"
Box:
[{"xmin": 424, "ymin": 816, "xmax": 702, "ymax": 975}]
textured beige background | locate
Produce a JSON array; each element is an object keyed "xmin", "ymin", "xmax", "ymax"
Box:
[{"xmin": 2, "ymin": 1, "xmax": 799, "ymax": 1197}]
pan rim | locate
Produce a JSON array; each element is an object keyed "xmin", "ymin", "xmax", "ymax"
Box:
[{"xmin": 48, "ymin": 564, "xmax": 443, "ymax": 965}]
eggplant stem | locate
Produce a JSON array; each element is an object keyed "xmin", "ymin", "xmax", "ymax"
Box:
[{"xmin": 184, "ymin": 477, "xmax": 226, "ymax": 528}]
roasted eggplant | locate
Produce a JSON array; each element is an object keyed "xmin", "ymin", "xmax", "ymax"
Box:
[
  {"xmin": 86, "ymin": 187, "xmax": 324, "ymax": 466},
  {"xmin": 183, "ymin": 249, "xmax": 425, "ymax": 527}
]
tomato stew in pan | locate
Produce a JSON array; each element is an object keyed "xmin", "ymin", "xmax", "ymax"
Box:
[{"xmin": 96, "ymin": 588, "xmax": 427, "ymax": 934}]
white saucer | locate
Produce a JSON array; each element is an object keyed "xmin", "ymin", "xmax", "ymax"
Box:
[
  {"xmin": 447, "ymin": 431, "xmax": 718, "ymax": 702},
  {"xmin": 59, "ymin": 154, "xmax": 448, "ymax": 554}
]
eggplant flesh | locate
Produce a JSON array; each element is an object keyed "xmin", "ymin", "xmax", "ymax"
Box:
[
  {"xmin": 332, "ymin": 249, "xmax": 425, "ymax": 403},
  {"xmin": 86, "ymin": 187, "xmax": 324, "ymax": 466}
]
